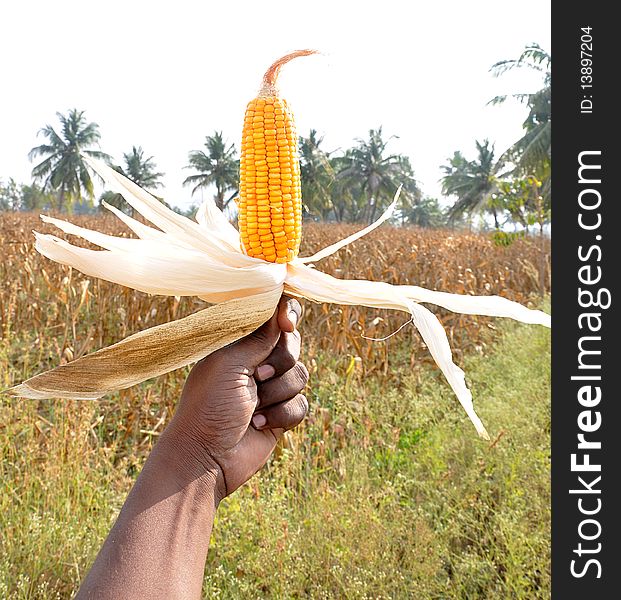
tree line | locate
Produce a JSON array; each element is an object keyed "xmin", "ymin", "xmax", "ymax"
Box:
[{"xmin": 1, "ymin": 45, "xmax": 550, "ymax": 231}]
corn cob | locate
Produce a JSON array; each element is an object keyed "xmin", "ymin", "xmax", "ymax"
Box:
[{"xmin": 238, "ymin": 50, "xmax": 316, "ymax": 263}]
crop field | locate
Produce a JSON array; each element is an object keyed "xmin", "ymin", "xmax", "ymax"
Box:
[
  {"xmin": 1, "ymin": 212, "xmax": 550, "ymax": 598},
  {"xmin": 0, "ymin": 212, "xmax": 549, "ymax": 373}
]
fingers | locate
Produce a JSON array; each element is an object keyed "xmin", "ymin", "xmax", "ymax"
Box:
[
  {"xmin": 255, "ymin": 295, "xmax": 302, "ymax": 381},
  {"xmin": 258, "ymin": 361, "xmax": 309, "ymax": 408},
  {"xmin": 255, "ymin": 329, "xmax": 301, "ymax": 382},
  {"xmin": 252, "ymin": 394, "xmax": 308, "ymax": 432},
  {"xmin": 219, "ymin": 296, "xmax": 302, "ymax": 372},
  {"xmin": 220, "ymin": 295, "xmax": 302, "ymax": 373},
  {"xmin": 220, "ymin": 309, "xmax": 281, "ymax": 369},
  {"xmin": 277, "ymin": 296, "xmax": 302, "ymax": 333}
]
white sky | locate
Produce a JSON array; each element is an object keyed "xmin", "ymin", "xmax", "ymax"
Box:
[{"xmin": 0, "ymin": 0, "xmax": 550, "ymax": 211}]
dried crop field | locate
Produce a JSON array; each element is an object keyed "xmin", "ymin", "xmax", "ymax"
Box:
[
  {"xmin": 1, "ymin": 211, "xmax": 549, "ymax": 372},
  {"xmin": 0, "ymin": 212, "xmax": 551, "ymax": 598}
]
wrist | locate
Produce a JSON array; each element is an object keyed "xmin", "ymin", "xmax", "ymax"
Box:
[{"xmin": 153, "ymin": 425, "xmax": 227, "ymax": 506}]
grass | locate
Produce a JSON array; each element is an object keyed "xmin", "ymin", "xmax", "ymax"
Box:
[{"xmin": 1, "ymin": 311, "xmax": 550, "ymax": 599}]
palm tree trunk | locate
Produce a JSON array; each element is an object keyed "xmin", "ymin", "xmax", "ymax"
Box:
[
  {"xmin": 533, "ymin": 181, "xmax": 547, "ymax": 297},
  {"xmin": 215, "ymin": 188, "xmax": 225, "ymax": 211},
  {"xmin": 538, "ymin": 221, "xmax": 547, "ymax": 296},
  {"xmin": 492, "ymin": 208, "xmax": 499, "ymax": 230},
  {"xmin": 358, "ymin": 199, "xmax": 366, "ymax": 224},
  {"xmin": 328, "ymin": 194, "xmax": 342, "ymax": 223},
  {"xmin": 338, "ymin": 202, "xmax": 346, "ymax": 223},
  {"xmin": 369, "ymin": 197, "xmax": 378, "ymax": 224}
]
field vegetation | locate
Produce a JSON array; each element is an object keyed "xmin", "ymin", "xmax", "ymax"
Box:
[{"xmin": 1, "ymin": 215, "xmax": 549, "ymax": 598}]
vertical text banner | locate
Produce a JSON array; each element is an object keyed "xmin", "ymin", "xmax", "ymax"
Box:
[{"xmin": 552, "ymin": 1, "xmax": 619, "ymax": 598}]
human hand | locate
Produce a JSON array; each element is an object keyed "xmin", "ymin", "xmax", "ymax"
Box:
[
  {"xmin": 77, "ymin": 299, "xmax": 307, "ymax": 599},
  {"xmin": 163, "ymin": 295, "xmax": 308, "ymax": 500}
]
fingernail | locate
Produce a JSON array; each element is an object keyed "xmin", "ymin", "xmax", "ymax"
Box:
[
  {"xmin": 256, "ymin": 364, "xmax": 275, "ymax": 381},
  {"xmin": 252, "ymin": 414, "xmax": 267, "ymax": 428},
  {"xmin": 288, "ymin": 310, "xmax": 298, "ymax": 328}
]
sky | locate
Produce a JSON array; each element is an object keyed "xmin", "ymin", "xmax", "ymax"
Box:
[{"xmin": 0, "ymin": 0, "xmax": 551, "ymax": 211}]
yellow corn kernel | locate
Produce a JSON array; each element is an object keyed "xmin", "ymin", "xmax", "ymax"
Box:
[{"xmin": 237, "ymin": 50, "xmax": 317, "ymax": 262}]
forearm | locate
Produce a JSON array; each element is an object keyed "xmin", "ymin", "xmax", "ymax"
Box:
[{"xmin": 76, "ymin": 432, "xmax": 222, "ymax": 600}]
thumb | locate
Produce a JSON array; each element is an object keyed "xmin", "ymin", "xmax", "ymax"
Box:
[{"xmin": 224, "ymin": 308, "xmax": 282, "ymax": 370}]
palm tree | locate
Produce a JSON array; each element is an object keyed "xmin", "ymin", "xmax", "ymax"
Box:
[
  {"xmin": 299, "ymin": 129, "xmax": 336, "ymax": 220},
  {"xmin": 118, "ymin": 146, "xmax": 165, "ymax": 190},
  {"xmin": 441, "ymin": 140, "xmax": 505, "ymax": 228},
  {"xmin": 100, "ymin": 146, "xmax": 165, "ymax": 216},
  {"xmin": 326, "ymin": 154, "xmax": 359, "ymax": 223},
  {"xmin": 401, "ymin": 196, "xmax": 447, "ymax": 228},
  {"xmin": 489, "ymin": 44, "xmax": 551, "ymax": 201},
  {"xmin": 29, "ymin": 109, "xmax": 110, "ymax": 211},
  {"xmin": 337, "ymin": 127, "xmax": 419, "ymax": 223},
  {"xmin": 183, "ymin": 132, "xmax": 239, "ymax": 210}
]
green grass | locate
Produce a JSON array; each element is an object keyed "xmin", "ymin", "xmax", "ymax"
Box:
[{"xmin": 1, "ymin": 317, "xmax": 550, "ymax": 599}]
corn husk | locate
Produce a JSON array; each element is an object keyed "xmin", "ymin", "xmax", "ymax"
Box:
[{"xmin": 9, "ymin": 288, "xmax": 281, "ymax": 400}]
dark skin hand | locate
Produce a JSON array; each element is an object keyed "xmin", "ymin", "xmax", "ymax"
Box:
[{"xmin": 77, "ymin": 296, "xmax": 308, "ymax": 599}]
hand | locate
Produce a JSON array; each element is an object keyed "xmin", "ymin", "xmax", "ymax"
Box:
[
  {"xmin": 164, "ymin": 295, "xmax": 309, "ymax": 500},
  {"xmin": 77, "ymin": 297, "xmax": 308, "ymax": 599}
]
